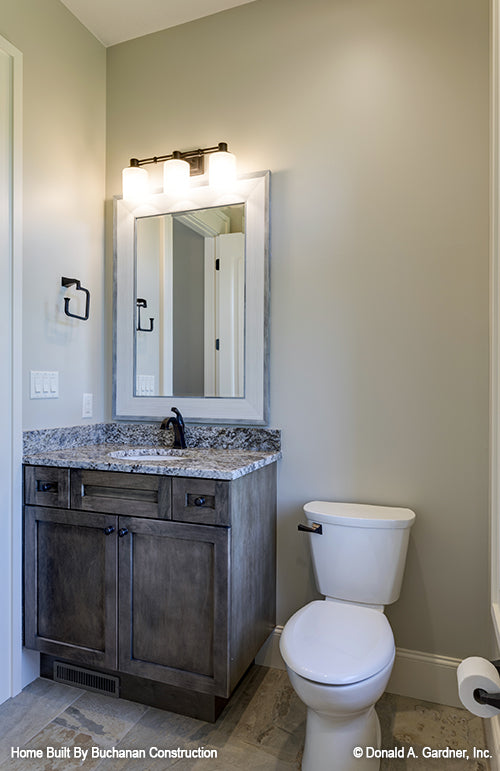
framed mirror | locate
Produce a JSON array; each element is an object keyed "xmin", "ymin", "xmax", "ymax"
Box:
[{"xmin": 113, "ymin": 171, "xmax": 270, "ymax": 423}]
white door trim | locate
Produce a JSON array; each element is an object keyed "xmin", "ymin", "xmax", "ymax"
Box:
[
  {"xmin": 0, "ymin": 32, "xmax": 27, "ymax": 702},
  {"xmin": 491, "ymin": 0, "xmax": 500, "ymax": 649}
]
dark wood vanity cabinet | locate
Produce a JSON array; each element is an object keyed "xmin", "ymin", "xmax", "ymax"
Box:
[
  {"xmin": 118, "ymin": 516, "xmax": 229, "ymax": 694},
  {"xmin": 24, "ymin": 506, "xmax": 118, "ymax": 670},
  {"xmin": 23, "ymin": 463, "xmax": 276, "ymax": 719}
]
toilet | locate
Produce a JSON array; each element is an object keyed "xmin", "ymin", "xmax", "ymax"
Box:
[{"xmin": 280, "ymin": 501, "xmax": 415, "ymax": 771}]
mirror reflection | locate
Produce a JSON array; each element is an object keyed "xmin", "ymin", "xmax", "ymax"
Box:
[{"xmin": 135, "ymin": 203, "xmax": 245, "ymax": 398}]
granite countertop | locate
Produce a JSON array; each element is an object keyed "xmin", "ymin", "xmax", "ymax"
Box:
[{"xmin": 23, "ymin": 443, "xmax": 281, "ymax": 481}]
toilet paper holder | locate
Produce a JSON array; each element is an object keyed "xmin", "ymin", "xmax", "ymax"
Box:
[{"xmin": 474, "ymin": 660, "xmax": 500, "ymax": 709}]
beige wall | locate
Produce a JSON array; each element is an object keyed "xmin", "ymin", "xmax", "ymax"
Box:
[
  {"xmin": 107, "ymin": 0, "xmax": 488, "ymax": 659},
  {"xmin": 0, "ymin": 0, "xmax": 487, "ymax": 690},
  {"xmin": 1, "ymin": 0, "xmax": 106, "ymax": 429}
]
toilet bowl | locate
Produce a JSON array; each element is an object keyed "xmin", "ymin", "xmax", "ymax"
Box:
[
  {"xmin": 280, "ymin": 501, "xmax": 415, "ymax": 771},
  {"xmin": 281, "ymin": 600, "xmax": 395, "ymax": 771}
]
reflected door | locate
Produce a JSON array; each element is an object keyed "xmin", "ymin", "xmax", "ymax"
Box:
[{"xmin": 204, "ymin": 233, "xmax": 244, "ymax": 397}]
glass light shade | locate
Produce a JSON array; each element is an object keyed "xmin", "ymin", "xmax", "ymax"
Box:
[
  {"xmin": 122, "ymin": 165, "xmax": 149, "ymax": 201},
  {"xmin": 209, "ymin": 150, "xmax": 237, "ymax": 192},
  {"xmin": 163, "ymin": 158, "xmax": 190, "ymax": 196}
]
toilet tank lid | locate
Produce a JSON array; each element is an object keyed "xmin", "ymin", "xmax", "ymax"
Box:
[{"xmin": 303, "ymin": 501, "xmax": 416, "ymax": 529}]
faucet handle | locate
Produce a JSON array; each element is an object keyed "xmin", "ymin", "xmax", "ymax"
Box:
[
  {"xmin": 171, "ymin": 407, "xmax": 185, "ymax": 429},
  {"xmin": 161, "ymin": 407, "xmax": 187, "ymax": 449}
]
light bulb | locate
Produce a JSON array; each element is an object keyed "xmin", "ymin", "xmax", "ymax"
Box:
[
  {"xmin": 122, "ymin": 162, "xmax": 149, "ymax": 202},
  {"xmin": 209, "ymin": 143, "xmax": 237, "ymax": 192},
  {"xmin": 163, "ymin": 152, "xmax": 190, "ymax": 196}
]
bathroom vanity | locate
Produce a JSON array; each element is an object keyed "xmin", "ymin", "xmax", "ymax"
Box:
[{"xmin": 23, "ymin": 440, "xmax": 278, "ymax": 721}]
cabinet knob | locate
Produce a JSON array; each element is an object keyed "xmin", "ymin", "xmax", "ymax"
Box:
[
  {"xmin": 118, "ymin": 528, "xmax": 129, "ymax": 537},
  {"xmin": 103, "ymin": 526, "xmax": 115, "ymax": 536},
  {"xmin": 194, "ymin": 497, "xmax": 206, "ymax": 507},
  {"xmin": 37, "ymin": 481, "xmax": 56, "ymax": 493}
]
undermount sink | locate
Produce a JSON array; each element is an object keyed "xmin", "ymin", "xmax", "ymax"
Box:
[{"xmin": 108, "ymin": 448, "xmax": 190, "ymax": 461}]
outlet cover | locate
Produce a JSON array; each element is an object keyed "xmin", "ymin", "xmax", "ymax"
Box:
[{"xmin": 82, "ymin": 392, "xmax": 93, "ymax": 418}]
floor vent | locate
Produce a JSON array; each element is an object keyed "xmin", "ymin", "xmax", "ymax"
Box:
[{"xmin": 53, "ymin": 662, "xmax": 119, "ymax": 697}]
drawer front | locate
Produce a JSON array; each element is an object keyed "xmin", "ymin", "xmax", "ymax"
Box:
[
  {"xmin": 172, "ymin": 477, "xmax": 230, "ymax": 525},
  {"xmin": 71, "ymin": 469, "xmax": 171, "ymax": 519},
  {"xmin": 24, "ymin": 466, "xmax": 70, "ymax": 508}
]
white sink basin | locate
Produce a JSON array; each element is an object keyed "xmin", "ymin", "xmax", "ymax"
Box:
[{"xmin": 108, "ymin": 448, "xmax": 189, "ymax": 461}]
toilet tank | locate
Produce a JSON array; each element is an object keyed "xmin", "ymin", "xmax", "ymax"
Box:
[{"xmin": 304, "ymin": 501, "xmax": 416, "ymax": 606}]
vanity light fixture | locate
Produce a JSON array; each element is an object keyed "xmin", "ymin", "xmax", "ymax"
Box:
[
  {"xmin": 208, "ymin": 144, "xmax": 237, "ymax": 192},
  {"xmin": 121, "ymin": 142, "xmax": 237, "ymax": 200},
  {"xmin": 122, "ymin": 159, "xmax": 149, "ymax": 202},
  {"xmin": 163, "ymin": 151, "xmax": 190, "ymax": 196}
]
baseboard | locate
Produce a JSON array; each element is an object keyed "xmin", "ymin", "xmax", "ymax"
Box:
[
  {"xmin": 387, "ymin": 647, "xmax": 461, "ymax": 708},
  {"xmin": 255, "ymin": 628, "xmax": 462, "ymax": 708},
  {"xmin": 255, "ymin": 626, "xmax": 285, "ymax": 670}
]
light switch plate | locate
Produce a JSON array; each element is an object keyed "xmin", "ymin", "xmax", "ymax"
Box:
[{"xmin": 30, "ymin": 371, "xmax": 58, "ymax": 399}]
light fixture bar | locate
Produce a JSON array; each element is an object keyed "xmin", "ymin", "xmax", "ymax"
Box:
[
  {"xmin": 128, "ymin": 142, "xmax": 230, "ymax": 177},
  {"xmin": 122, "ymin": 142, "xmax": 237, "ymax": 200}
]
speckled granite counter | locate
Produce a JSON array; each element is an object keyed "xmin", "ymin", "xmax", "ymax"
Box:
[
  {"xmin": 23, "ymin": 442, "xmax": 280, "ymax": 481},
  {"xmin": 23, "ymin": 422, "xmax": 281, "ymax": 480},
  {"xmin": 23, "ymin": 422, "xmax": 281, "ymax": 454},
  {"xmin": 23, "ymin": 444, "xmax": 280, "ymax": 480}
]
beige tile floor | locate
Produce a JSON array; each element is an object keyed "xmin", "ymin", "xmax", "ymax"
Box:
[{"xmin": 0, "ymin": 666, "xmax": 491, "ymax": 770}]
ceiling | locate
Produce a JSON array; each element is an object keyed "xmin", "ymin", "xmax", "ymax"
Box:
[{"xmin": 59, "ymin": 0, "xmax": 257, "ymax": 47}]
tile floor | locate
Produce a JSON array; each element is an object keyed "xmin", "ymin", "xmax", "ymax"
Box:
[{"xmin": 0, "ymin": 666, "xmax": 490, "ymax": 770}]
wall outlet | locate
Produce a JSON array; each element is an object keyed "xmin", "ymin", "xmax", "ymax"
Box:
[
  {"xmin": 30, "ymin": 371, "xmax": 58, "ymax": 399},
  {"xmin": 82, "ymin": 392, "xmax": 93, "ymax": 418}
]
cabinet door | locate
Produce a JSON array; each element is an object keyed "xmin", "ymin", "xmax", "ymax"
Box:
[
  {"xmin": 118, "ymin": 517, "xmax": 230, "ymax": 697},
  {"xmin": 24, "ymin": 506, "xmax": 118, "ymax": 669}
]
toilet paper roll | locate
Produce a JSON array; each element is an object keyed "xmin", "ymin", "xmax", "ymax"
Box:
[{"xmin": 457, "ymin": 656, "xmax": 500, "ymax": 718}]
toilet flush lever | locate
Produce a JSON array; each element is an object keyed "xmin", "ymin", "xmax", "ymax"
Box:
[{"xmin": 298, "ymin": 522, "xmax": 323, "ymax": 535}]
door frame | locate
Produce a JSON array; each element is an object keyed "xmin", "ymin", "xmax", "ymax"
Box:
[
  {"xmin": 0, "ymin": 33, "xmax": 25, "ymax": 703},
  {"xmin": 491, "ymin": 0, "xmax": 500, "ymax": 647}
]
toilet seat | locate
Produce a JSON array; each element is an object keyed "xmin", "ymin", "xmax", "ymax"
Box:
[{"xmin": 280, "ymin": 600, "xmax": 395, "ymax": 685}]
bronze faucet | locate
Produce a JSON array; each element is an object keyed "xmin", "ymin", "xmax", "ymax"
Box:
[{"xmin": 160, "ymin": 407, "xmax": 187, "ymax": 449}]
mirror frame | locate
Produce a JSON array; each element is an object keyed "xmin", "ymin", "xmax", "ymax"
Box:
[{"xmin": 113, "ymin": 170, "xmax": 270, "ymax": 424}]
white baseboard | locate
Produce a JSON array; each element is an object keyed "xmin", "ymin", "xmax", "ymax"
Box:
[
  {"xmin": 255, "ymin": 625, "xmax": 285, "ymax": 670},
  {"xmin": 255, "ymin": 627, "xmax": 462, "ymax": 708},
  {"xmin": 387, "ymin": 647, "xmax": 461, "ymax": 708}
]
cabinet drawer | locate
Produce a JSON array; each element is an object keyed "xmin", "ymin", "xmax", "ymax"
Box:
[
  {"xmin": 71, "ymin": 469, "xmax": 171, "ymax": 519},
  {"xmin": 24, "ymin": 466, "xmax": 70, "ymax": 508},
  {"xmin": 172, "ymin": 477, "xmax": 230, "ymax": 525}
]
